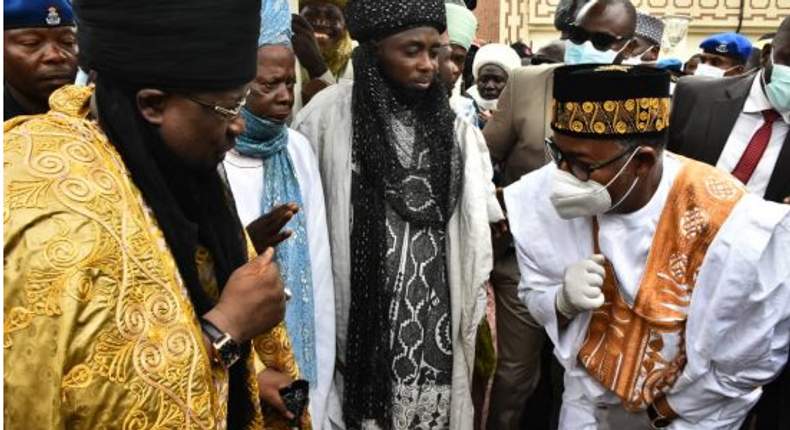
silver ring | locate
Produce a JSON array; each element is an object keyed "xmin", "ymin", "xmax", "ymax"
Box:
[{"xmin": 284, "ymin": 287, "xmax": 293, "ymax": 301}]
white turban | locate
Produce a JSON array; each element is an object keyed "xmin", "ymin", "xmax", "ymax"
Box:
[{"xmin": 473, "ymin": 43, "xmax": 521, "ymax": 79}]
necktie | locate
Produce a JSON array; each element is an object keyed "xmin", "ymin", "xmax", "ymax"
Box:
[{"xmin": 731, "ymin": 109, "xmax": 781, "ymax": 184}]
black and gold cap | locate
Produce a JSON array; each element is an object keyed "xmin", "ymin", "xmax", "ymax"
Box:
[{"xmin": 551, "ymin": 64, "xmax": 671, "ymax": 139}]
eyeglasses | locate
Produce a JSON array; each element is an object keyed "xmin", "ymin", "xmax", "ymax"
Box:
[
  {"xmin": 182, "ymin": 90, "xmax": 250, "ymax": 120},
  {"xmin": 567, "ymin": 24, "xmax": 626, "ymax": 52},
  {"xmin": 545, "ymin": 137, "xmax": 637, "ymax": 181}
]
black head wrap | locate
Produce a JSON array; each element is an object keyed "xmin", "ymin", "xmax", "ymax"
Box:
[
  {"xmin": 342, "ymin": 2, "xmax": 462, "ymax": 426},
  {"xmin": 75, "ymin": 0, "xmax": 259, "ymax": 90},
  {"xmin": 72, "ymin": 1, "xmax": 260, "ymax": 428},
  {"xmin": 345, "ymin": 0, "xmax": 447, "ymax": 43}
]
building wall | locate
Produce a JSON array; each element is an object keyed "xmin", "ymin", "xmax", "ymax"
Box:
[
  {"xmin": 474, "ymin": 0, "xmax": 789, "ymax": 61},
  {"xmin": 476, "ymin": 0, "xmax": 502, "ymax": 43}
]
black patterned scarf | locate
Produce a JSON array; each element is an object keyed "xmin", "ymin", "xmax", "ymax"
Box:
[{"xmin": 343, "ymin": 41, "xmax": 462, "ymax": 430}]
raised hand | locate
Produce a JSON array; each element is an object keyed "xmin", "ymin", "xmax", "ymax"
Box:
[
  {"xmin": 203, "ymin": 248, "xmax": 286, "ymax": 343},
  {"xmin": 246, "ymin": 202, "xmax": 300, "ymax": 254}
]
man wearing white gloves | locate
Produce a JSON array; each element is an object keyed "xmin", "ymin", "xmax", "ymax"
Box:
[
  {"xmin": 555, "ymin": 255, "xmax": 607, "ymax": 320},
  {"xmin": 506, "ymin": 64, "xmax": 790, "ymax": 429}
]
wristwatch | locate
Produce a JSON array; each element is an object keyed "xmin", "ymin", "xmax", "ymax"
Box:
[
  {"xmin": 647, "ymin": 395, "xmax": 677, "ymax": 429},
  {"xmin": 200, "ymin": 318, "xmax": 241, "ymax": 368}
]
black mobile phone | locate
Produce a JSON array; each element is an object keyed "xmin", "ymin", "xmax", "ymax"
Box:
[{"xmin": 279, "ymin": 379, "xmax": 310, "ymax": 428}]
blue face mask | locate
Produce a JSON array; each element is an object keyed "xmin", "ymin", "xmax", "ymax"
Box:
[
  {"xmin": 766, "ymin": 51, "xmax": 790, "ymax": 117},
  {"xmin": 564, "ymin": 40, "xmax": 619, "ymax": 65}
]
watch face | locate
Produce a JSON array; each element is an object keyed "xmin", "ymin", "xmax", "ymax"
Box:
[{"xmin": 218, "ymin": 342, "xmax": 241, "ymax": 367}]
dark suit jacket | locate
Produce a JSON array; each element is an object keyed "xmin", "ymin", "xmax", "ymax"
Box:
[
  {"xmin": 483, "ymin": 64, "xmax": 560, "ymax": 187},
  {"xmin": 668, "ymin": 72, "xmax": 790, "ymax": 203}
]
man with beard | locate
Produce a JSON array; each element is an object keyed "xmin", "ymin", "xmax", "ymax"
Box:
[
  {"xmin": 4, "ymin": 0, "xmax": 79, "ymax": 120},
  {"xmin": 293, "ymin": 0, "xmax": 494, "ymax": 428},
  {"xmin": 4, "ymin": 1, "xmax": 296, "ymax": 429}
]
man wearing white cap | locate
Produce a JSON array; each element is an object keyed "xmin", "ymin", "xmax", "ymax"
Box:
[
  {"xmin": 439, "ymin": 0, "xmax": 480, "ymax": 126},
  {"xmin": 466, "ymin": 43, "xmax": 521, "ymax": 126}
]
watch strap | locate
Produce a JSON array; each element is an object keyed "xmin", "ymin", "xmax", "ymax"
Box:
[
  {"xmin": 201, "ymin": 318, "xmax": 226, "ymax": 342},
  {"xmin": 200, "ymin": 318, "xmax": 241, "ymax": 368},
  {"xmin": 647, "ymin": 395, "xmax": 677, "ymax": 429}
]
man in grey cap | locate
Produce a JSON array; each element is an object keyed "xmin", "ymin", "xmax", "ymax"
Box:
[{"xmin": 624, "ymin": 10, "xmax": 664, "ymax": 64}]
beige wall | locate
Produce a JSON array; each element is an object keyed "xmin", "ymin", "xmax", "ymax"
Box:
[{"xmin": 476, "ymin": 0, "xmax": 788, "ymax": 61}]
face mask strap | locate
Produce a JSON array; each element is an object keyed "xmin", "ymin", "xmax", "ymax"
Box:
[
  {"xmin": 609, "ymin": 176, "xmax": 639, "ymax": 212},
  {"xmin": 602, "ymin": 145, "xmax": 642, "ymax": 189}
]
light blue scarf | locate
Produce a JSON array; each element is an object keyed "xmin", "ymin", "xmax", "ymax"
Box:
[{"xmin": 235, "ymin": 107, "xmax": 317, "ymax": 386}]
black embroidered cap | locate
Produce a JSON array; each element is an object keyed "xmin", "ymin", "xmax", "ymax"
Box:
[
  {"xmin": 551, "ymin": 64, "xmax": 671, "ymax": 139},
  {"xmin": 345, "ymin": 0, "xmax": 446, "ymax": 43}
]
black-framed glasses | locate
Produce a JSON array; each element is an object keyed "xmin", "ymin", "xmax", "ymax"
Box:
[
  {"xmin": 567, "ymin": 24, "xmax": 626, "ymax": 52},
  {"xmin": 183, "ymin": 89, "xmax": 250, "ymax": 120},
  {"xmin": 545, "ymin": 137, "xmax": 637, "ymax": 181}
]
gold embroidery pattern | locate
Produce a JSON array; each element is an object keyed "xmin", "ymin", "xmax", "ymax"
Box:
[
  {"xmin": 578, "ymin": 156, "xmax": 746, "ymax": 411},
  {"xmin": 3, "ymin": 86, "xmax": 274, "ymax": 430},
  {"xmin": 551, "ymin": 97, "xmax": 670, "ymax": 137}
]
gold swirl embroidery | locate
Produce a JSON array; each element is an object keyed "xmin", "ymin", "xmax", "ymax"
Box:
[
  {"xmin": 29, "ymin": 151, "xmax": 68, "ymax": 177},
  {"xmin": 3, "ymin": 307, "xmax": 33, "ymax": 347},
  {"xmin": 48, "ymin": 85, "xmax": 93, "ymax": 118},
  {"xmin": 57, "ymin": 177, "xmax": 96, "ymax": 203},
  {"xmin": 553, "ymin": 97, "xmax": 670, "ymax": 136},
  {"xmin": 4, "ymin": 85, "xmax": 274, "ymax": 429},
  {"xmin": 44, "ymin": 237, "xmax": 80, "ymax": 269},
  {"xmin": 63, "ymin": 140, "xmax": 98, "ymax": 164},
  {"xmin": 62, "ymin": 364, "xmax": 94, "ymax": 395},
  {"xmin": 91, "ymin": 168, "xmax": 120, "ymax": 196}
]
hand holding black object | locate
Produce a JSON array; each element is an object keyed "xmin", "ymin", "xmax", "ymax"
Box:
[
  {"xmin": 280, "ymin": 380, "xmax": 310, "ymax": 428},
  {"xmin": 292, "ymin": 14, "xmax": 329, "ymax": 79},
  {"xmin": 257, "ymin": 369, "xmax": 296, "ymax": 420}
]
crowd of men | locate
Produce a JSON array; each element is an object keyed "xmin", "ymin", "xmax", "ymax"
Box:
[{"xmin": 3, "ymin": 0, "xmax": 789, "ymax": 429}]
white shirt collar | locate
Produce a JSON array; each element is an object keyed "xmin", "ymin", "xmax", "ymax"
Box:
[{"xmin": 224, "ymin": 148, "xmax": 264, "ymax": 168}]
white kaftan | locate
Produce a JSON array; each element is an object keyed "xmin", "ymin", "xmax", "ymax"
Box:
[
  {"xmin": 506, "ymin": 153, "xmax": 790, "ymax": 430},
  {"xmin": 292, "ymin": 80, "xmax": 496, "ymax": 430},
  {"xmin": 223, "ymin": 129, "xmax": 336, "ymax": 430}
]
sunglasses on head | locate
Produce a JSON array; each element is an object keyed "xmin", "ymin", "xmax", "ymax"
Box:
[{"xmin": 568, "ymin": 24, "xmax": 626, "ymax": 52}]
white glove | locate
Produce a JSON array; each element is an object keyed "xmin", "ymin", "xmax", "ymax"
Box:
[{"xmin": 556, "ymin": 254, "xmax": 606, "ymax": 319}]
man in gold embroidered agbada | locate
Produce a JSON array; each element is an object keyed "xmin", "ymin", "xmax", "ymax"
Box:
[
  {"xmin": 505, "ymin": 64, "xmax": 790, "ymax": 429},
  {"xmin": 3, "ymin": 0, "xmax": 303, "ymax": 429}
]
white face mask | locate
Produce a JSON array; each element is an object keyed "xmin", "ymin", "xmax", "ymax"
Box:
[
  {"xmin": 564, "ymin": 40, "xmax": 620, "ymax": 65},
  {"xmin": 549, "ymin": 147, "xmax": 641, "ymax": 219},
  {"xmin": 622, "ymin": 56, "xmax": 643, "ymax": 66},
  {"xmin": 694, "ymin": 63, "xmax": 730, "ymax": 78},
  {"xmin": 765, "ymin": 50, "xmax": 790, "ymax": 121},
  {"xmin": 622, "ymin": 56, "xmax": 657, "ymax": 67}
]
